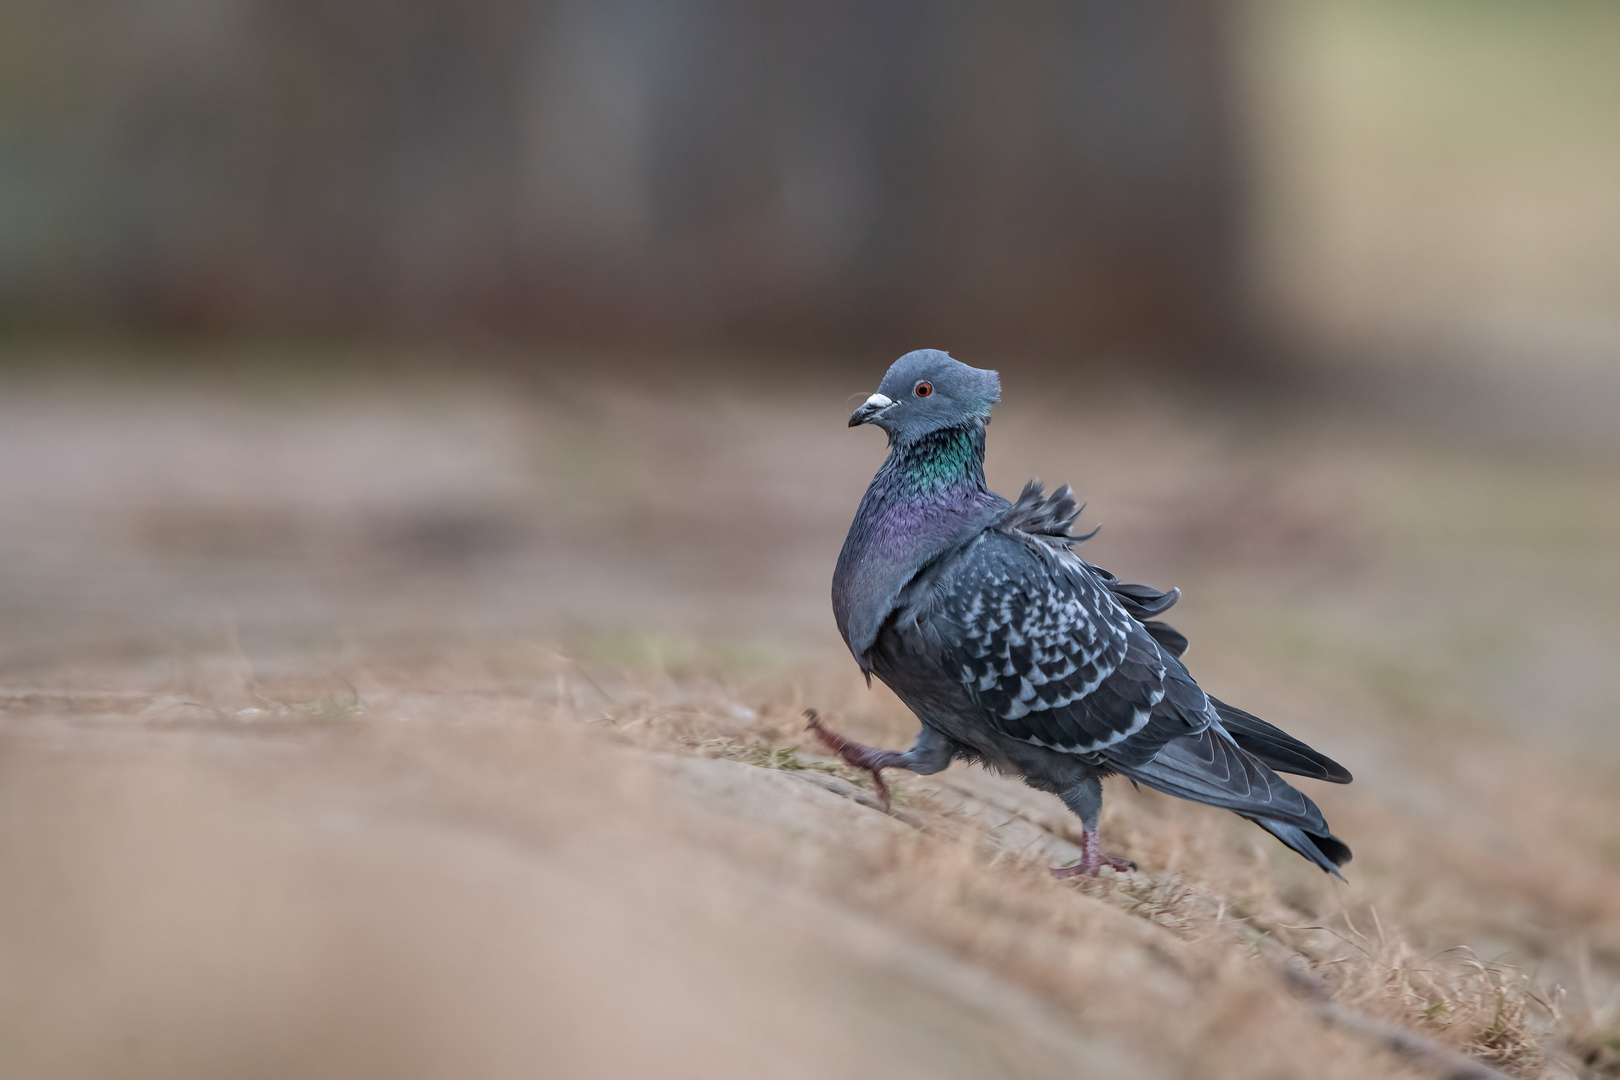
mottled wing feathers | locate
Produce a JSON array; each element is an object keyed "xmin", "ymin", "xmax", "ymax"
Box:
[
  {"xmin": 936, "ymin": 530, "xmax": 1200, "ymax": 755},
  {"xmin": 1083, "ymin": 558, "xmax": 1192, "ymax": 658},
  {"xmin": 1001, "ymin": 481, "xmax": 1192, "ymax": 658}
]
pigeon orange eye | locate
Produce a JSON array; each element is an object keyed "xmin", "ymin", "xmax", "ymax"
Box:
[{"xmin": 915, "ymin": 381, "xmax": 933, "ymax": 397}]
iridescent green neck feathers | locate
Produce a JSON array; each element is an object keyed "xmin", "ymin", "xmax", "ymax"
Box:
[{"xmin": 886, "ymin": 423, "xmax": 987, "ymax": 496}]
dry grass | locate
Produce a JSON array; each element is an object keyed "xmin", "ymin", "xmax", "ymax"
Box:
[
  {"xmin": 3, "ymin": 610, "xmax": 1612, "ymax": 1079},
  {"xmin": 611, "ymin": 671, "xmax": 1584, "ymax": 1077},
  {"xmin": 0, "ymin": 661, "xmax": 1401, "ymax": 1080}
]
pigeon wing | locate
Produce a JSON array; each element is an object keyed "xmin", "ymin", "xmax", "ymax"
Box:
[{"xmin": 933, "ymin": 530, "xmax": 1199, "ymax": 755}]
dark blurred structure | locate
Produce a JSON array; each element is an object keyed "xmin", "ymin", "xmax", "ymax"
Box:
[{"xmin": 1, "ymin": 1, "xmax": 1242, "ymax": 358}]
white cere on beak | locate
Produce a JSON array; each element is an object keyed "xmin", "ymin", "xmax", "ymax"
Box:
[{"xmin": 864, "ymin": 393, "xmax": 893, "ymax": 409}]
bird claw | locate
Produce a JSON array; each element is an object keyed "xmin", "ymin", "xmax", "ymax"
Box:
[
  {"xmin": 804, "ymin": 709, "xmax": 904, "ymax": 811},
  {"xmin": 1049, "ymin": 833, "xmax": 1135, "ymax": 878},
  {"xmin": 1049, "ymin": 855, "xmax": 1136, "ymax": 879}
]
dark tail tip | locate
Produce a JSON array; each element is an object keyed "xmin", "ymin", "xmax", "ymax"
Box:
[{"xmin": 1247, "ymin": 816, "xmax": 1353, "ymax": 879}]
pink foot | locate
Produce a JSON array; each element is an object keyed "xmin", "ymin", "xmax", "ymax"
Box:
[
  {"xmin": 804, "ymin": 709, "xmax": 906, "ymax": 810},
  {"xmin": 1050, "ymin": 831, "xmax": 1136, "ymax": 878}
]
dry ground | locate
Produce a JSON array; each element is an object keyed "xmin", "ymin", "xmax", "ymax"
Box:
[{"xmin": 1, "ymin": 358, "xmax": 1618, "ymax": 1079}]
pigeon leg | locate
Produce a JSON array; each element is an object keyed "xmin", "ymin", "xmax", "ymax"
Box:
[
  {"xmin": 1050, "ymin": 831, "xmax": 1136, "ymax": 878},
  {"xmin": 804, "ymin": 710, "xmax": 908, "ymax": 810},
  {"xmin": 1049, "ymin": 774, "xmax": 1135, "ymax": 877}
]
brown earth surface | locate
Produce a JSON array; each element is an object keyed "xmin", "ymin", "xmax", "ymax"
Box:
[{"xmin": 2, "ymin": 362, "xmax": 1618, "ymax": 1078}]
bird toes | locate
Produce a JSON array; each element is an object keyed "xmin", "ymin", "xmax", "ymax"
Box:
[
  {"xmin": 803, "ymin": 709, "xmax": 901, "ymax": 811},
  {"xmin": 1050, "ymin": 834, "xmax": 1135, "ymax": 878},
  {"xmin": 1049, "ymin": 858, "xmax": 1132, "ymax": 879}
]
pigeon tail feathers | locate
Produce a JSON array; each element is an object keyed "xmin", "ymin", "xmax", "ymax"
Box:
[
  {"xmin": 1245, "ymin": 817, "xmax": 1352, "ymax": 879},
  {"xmin": 1210, "ymin": 697, "xmax": 1353, "ymax": 784},
  {"xmin": 1111, "ymin": 727, "xmax": 1352, "ymax": 875}
]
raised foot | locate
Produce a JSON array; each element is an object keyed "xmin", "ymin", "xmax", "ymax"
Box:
[
  {"xmin": 1049, "ymin": 832, "xmax": 1136, "ymax": 878},
  {"xmin": 803, "ymin": 709, "xmax": 906, "ymax": 811}
]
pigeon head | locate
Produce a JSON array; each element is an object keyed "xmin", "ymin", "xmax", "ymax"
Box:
[{"xmin": 848, "ymin": 350, "xmax": 1001, "ymax": 444}]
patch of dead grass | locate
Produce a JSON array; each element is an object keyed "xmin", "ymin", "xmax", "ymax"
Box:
[{"xmin": 4, "ymin": 642, "xmax": 1613, "ymax": 1079}]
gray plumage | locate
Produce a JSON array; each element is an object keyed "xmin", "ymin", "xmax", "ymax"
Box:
[{"xmin": 829, "ymin": 350, "xmax": 1351, "ymax": 876}]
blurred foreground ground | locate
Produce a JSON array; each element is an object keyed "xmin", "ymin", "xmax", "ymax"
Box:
[{"xmin": 2, "ymin": 356, "xmax": 1619, "ymax": 1079}]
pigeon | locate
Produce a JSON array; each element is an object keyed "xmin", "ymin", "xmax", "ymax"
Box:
[{"xmin": 810, "ymin": 349, "xmax": 1352, "ymax": 878}]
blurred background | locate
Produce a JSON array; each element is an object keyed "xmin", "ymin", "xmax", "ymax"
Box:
[
  {"xmin": 4, "ymin": 0, "xmax": 1620, "ymax": 367},
  {"xmin": 2, "ymin": 2, "xmax": 1620, "ymax": 1078}
]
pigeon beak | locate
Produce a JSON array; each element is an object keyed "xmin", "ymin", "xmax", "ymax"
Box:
[{"xmin": 848, "ymin": 393, "xmax": 894, "ymax": 427}]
